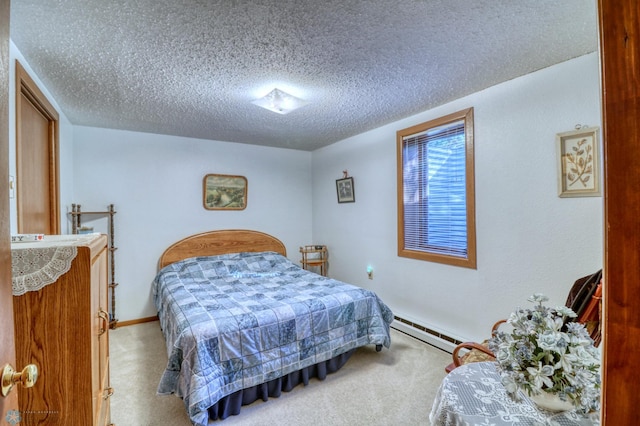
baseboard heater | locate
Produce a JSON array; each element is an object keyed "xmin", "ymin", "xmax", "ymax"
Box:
[{"xmin": 391, "ymin": 315, "xmax": 463, "ymax": 353}]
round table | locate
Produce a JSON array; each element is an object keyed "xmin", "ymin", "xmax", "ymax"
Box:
[{"xmin": 429, "ymin": 361, "xmax": 600, "ymax": 426}]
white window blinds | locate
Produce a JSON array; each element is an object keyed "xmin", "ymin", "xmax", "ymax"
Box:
[{"xmin": 402, "ymin": 119, "xmax": 468, "ymax": 258}]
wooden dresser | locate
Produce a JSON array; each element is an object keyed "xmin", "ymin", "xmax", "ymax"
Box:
[{"xmin": 11, "ymin": 234, "xmax": 113, "ymax": 425}]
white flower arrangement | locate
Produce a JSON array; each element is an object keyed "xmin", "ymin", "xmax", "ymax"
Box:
[{"xmin": 488, "ymin": 293, "xmax": 601, "ymax": 413}]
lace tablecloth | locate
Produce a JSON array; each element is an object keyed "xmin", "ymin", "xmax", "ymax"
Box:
[
  {"xmin": 11, "ymin": 235, "xmax": 99, "ymax": 296},
  {"xmin": 429, "ymin": 362, "xmax": 600, "ymax": 426}
]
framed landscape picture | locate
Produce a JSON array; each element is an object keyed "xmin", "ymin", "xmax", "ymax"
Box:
[
  {"xmin": 556, "ymin": 126, "xmax": 601, "ymax": 198},
  {"xmin": 203, "ymin": 174, "xmax": 247, "ymax": 210}
]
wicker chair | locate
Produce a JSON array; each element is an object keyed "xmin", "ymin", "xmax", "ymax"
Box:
[{"xmin": 445, "ymin": 270, "xmax": 602, "ymax": 373}]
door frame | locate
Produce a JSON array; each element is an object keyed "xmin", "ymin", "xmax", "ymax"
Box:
[
  {"xmin": 15, "ymin": 60, "xmax": 60, "ymax": 234},
  {"xmin": 598, "ymin": 0, "xmax": 640, "ymax": 423},
  {"xmin": 0, "ymin": 0, "xmax": 19, "ymax": 420}
]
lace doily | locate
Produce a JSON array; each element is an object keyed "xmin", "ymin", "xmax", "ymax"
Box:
[{"xmin": 12, "ymin": 245, "xmax": 78, "ymax": 296}]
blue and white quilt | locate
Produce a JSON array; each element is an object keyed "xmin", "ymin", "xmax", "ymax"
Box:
[{"xmin": 152, "ymin": 251, "xmax": 393, "ymax": 426}]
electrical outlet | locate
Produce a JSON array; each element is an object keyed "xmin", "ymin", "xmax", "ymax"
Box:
[{"xmin": 367, "ymin": 266, "xmax": 373, "ymax": 280}]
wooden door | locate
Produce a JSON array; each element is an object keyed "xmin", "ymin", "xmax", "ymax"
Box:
[
  {"xmin": 15, "ymin": 61, "xmax": 59, "ymax": 234},
  {"xmin": 0, "ymin": 0, "xmax": 19, "ymax": 422},
  {"xmin": 598, "ymin": 0, "xmax": 640, "ymax": 423}
]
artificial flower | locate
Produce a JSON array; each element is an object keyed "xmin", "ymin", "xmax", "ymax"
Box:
[{"xmin": 488, "ymin": 294, "xmax": 601, "ymax": 413}]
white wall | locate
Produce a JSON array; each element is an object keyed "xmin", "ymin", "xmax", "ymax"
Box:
[
  {"xmin": 8, "ymin": 42, "xmax": 74, "ymax": 234},
  {"xmin": 312, "ymin": 53, "xmax": 603, "ymax": 344},
  {"xmin": 72, "ymin": 127, "xmax": 313, "ymax": 321}
]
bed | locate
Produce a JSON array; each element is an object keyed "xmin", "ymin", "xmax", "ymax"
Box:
[{"xmin": 152, "ymin": 229, "xmax": 394, "ymax": 425}]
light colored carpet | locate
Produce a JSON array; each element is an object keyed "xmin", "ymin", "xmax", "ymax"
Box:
[{"xmin": 109, "ymin": 321, "xmax": 450, "ymax": 425}]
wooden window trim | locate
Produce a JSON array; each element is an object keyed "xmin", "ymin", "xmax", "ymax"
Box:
[{"xmin": 396, "ymin": 107, "xmax": 476, "ymax": 269}]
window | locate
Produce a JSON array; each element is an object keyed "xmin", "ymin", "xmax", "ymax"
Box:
[{"xmin": 396, "ymin": 107, "xmax": 476, "ymax": 268}]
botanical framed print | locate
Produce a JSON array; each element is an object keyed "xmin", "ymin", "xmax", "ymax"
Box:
[
  {"xmin": 556, "ymin": 126, "xmax": 601, "ymax": 198},
  {"xmin": 203, "ymin": 174, "xmax": 247, "ymax": 210},
  {"xmin": 336, "ymin": 177, "xmax": 355, "ymax": 203}
]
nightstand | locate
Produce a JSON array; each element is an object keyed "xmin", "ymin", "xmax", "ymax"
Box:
[{"xmin": 299, "ymin": 245, "xmax": 328, "ymax": 276}]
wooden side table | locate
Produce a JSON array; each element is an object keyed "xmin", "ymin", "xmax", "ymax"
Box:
[{"xmin": 300, "ymin": 245, "xmax": 328, "ymax": 276}]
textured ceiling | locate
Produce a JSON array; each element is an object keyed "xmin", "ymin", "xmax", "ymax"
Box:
[{"xmin": 10, "ymin": 0, "xmax": 598, "ymax": 151}]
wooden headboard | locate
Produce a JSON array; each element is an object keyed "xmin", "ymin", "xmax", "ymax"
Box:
[{"xmin": 158, "ymin": 229, "xmax": 287, "ymax": 269}]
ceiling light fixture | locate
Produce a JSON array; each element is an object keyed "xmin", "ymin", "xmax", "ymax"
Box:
[{"xmin": 251, "ymin": 88, "xmax": 308, "ymax": 115}]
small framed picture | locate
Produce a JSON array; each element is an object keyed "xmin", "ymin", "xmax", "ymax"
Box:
[
  {"xmin": 203, "ymin": 174, "xmax": 247, "ymax": 210},
  {"xmin": 336, "ymin": 177, "xmax": 355, "ymax": 203},
  {"xmin": 556, "ymin": 126, "xmax": 601, "ymax": 198}
]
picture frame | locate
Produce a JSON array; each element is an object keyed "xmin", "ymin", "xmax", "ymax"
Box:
[
  {"xmin": 556, "ymin": 126, "xmax": 601, "ymax": 198},
  {"xmin": 336, "ymin": 177, "xmax": 355, "ymax": 203},
  {"xmin": 203, "ymin": 174, "xmax": 247, "ymax": 210}
]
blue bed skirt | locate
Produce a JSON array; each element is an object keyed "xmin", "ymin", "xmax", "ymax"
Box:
[{"xmin": 207, "ymin": 348, "xmax": 357, "ymax": 420}]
